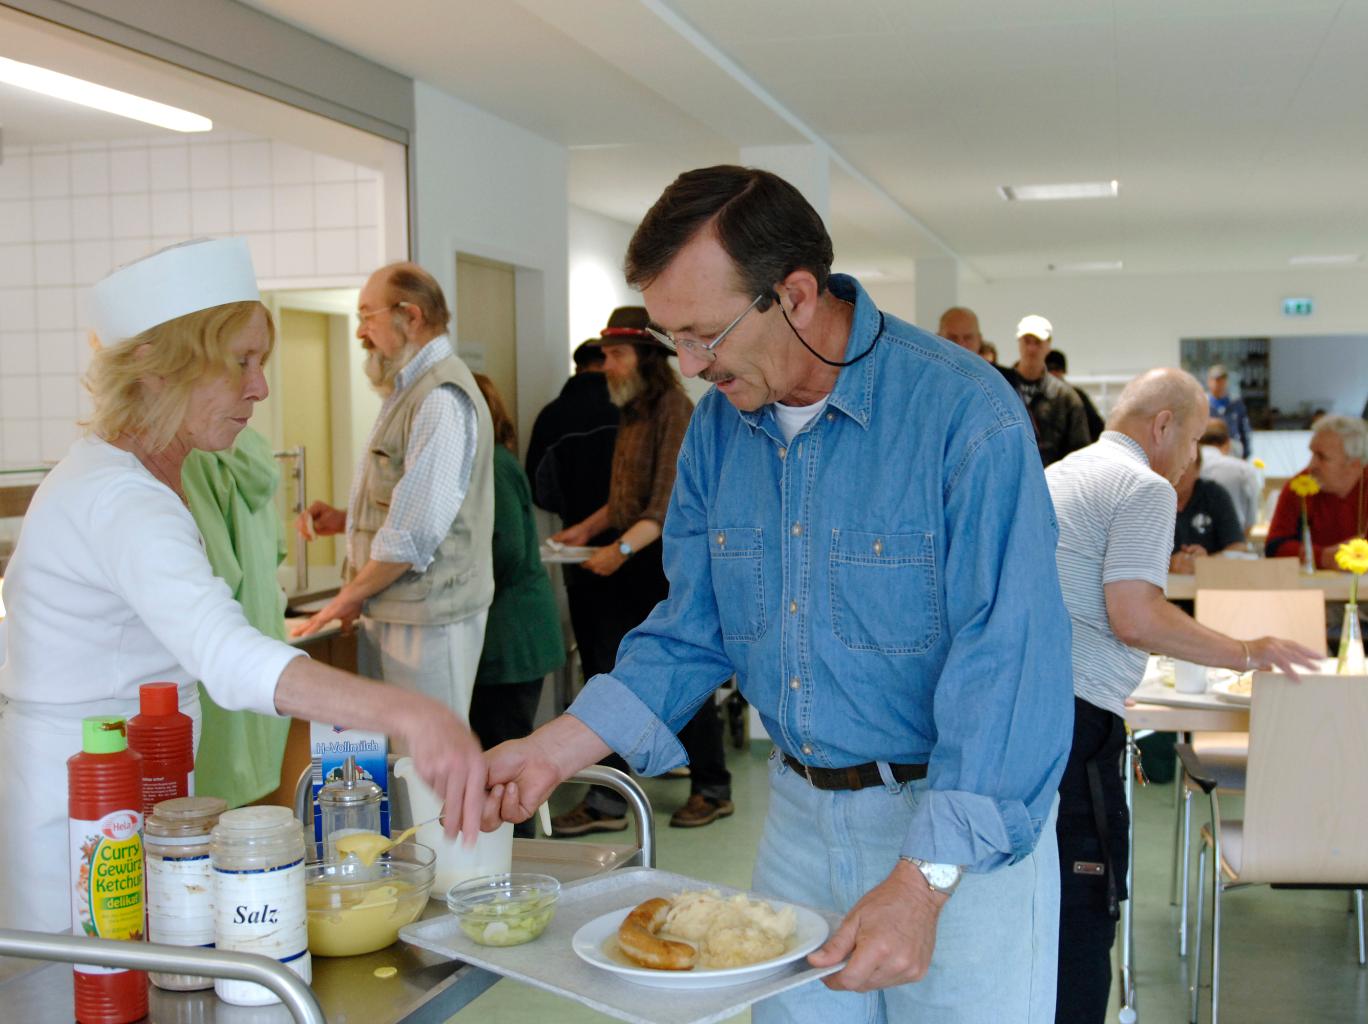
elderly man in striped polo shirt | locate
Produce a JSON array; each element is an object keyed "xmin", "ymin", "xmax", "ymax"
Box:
[{"xmin": 1044, "ymin": 368, "xmax": 1319, "ymax": 1024}]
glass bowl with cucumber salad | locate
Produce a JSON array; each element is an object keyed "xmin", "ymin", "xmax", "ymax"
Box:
[{"xmin": 445, "ymin": 873, "xmax": 560, "ymax": 947}]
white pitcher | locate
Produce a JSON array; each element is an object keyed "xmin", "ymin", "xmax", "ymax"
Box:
[{"xmin": 391, "ymin": 756, "xmax": 512, "ymax": 894}]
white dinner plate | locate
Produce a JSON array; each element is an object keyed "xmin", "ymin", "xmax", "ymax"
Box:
[
  {"xmin": 539, "ymin": 541, "xmax": 593, "ymax": 564},
  {"xmin": 571, "ymin": 901, "xmax": 829, "ymax": 990},
  {"xmin": 1211, "ymin": 677, "xmax": 1252, "ymax": 705}
]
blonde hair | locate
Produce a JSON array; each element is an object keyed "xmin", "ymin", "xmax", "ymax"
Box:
[{"xmin": 84, "ymin": 301, "xmax": 274, "ymax": 449}]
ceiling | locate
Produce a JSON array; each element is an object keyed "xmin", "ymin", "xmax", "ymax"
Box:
[{"xmin": 17, "ymin": 0, "xmax": 1368, "ymax": 283}]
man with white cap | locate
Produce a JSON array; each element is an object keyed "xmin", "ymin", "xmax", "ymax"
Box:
[
  {"xmin": 0, "ymin": 239, "xmax": 487, "ymax": 935},
  {"xmin": 293, "ymin": 263, "xmax": 495, "ymax": 724},
  {"xmin": 1013, "ymin": 314, "xmax": 1090, "ymax": 466}
]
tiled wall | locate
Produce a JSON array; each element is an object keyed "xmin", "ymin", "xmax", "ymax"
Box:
[{"xmin": 0, "ymin": 131, "xmax": 382, "ymax": 466}]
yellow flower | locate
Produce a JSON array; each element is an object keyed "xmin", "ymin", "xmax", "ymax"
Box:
[
  {"xmin": 1289, "ymin": 473, "xmax": 1321, "ymax": 498},
  {"xmin": 1251, "ymin": 458, "xmax": 1266, "ymax": 470},
  {"xmin": 1336, "ymin": 538, "xmax": 1368, "ymax": 576}
]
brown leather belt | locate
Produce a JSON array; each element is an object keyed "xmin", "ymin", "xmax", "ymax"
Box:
[{"xmin": 782, "ymin": 752, "xmax": 928, "ymax": 791}]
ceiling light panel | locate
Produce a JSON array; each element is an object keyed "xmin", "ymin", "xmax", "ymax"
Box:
[
  {"xmin": 0, "ymin": 57, "xmax": 212, "ymax": 133},
  {"xmin": 1048, "ymin": 260, "xmax": 1123, "ymax": 272},
  {"xmin": 998, "ymin": 180, "xmax": 1119, "ymax": 201},
  {"xmin": 1288, "ymin": 253, "xmax": 1361, "ymax": 266}
]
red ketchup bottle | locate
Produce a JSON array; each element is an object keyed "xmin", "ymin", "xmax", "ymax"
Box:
[
  {"xmin": 68, "ymin": 716, "xmax": 148, "ymax": 1024},
  {"xmin": 127, "ymin": 682, "xmax": 194, "ymax": 815}
]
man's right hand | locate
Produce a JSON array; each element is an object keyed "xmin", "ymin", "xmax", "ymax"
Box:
[
  {"xmin": 297, "ymin": 500, "xmax": 346, "ymax": 540},
  {"xmin": 480, "ymin": 716, "xmax": 612, "ymax": 831},
  {"xmin": 1247, "ymin": 636, "xmax": 1323, "ymax": 680}
]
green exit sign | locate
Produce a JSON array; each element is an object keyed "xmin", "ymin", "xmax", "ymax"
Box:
[{"xmin": 1282, "ymin": 297, "xmax": 1314, "ymax": 317}]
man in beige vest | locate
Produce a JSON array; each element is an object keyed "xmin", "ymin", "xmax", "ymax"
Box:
[{"xmin": 293, "ymin": 263, "xmax": 495, "ymax": 722}]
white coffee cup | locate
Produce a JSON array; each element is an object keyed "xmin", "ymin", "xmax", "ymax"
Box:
[{"xmin": 1174, "ymin": 659, "xmax": 1208, "ymax": 694}]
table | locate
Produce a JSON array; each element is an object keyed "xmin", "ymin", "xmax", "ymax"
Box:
[
  {"xmin": 1164, "ymin": 570, "xmax": 1353, "ymax": 602},
  {"xmin": 1117, "ymin": 662, "xmax": 1251, "ymax": 1022},
  {"xmin": 0, "ymin": 767, "xmax": 652, "ymax": 1023}
]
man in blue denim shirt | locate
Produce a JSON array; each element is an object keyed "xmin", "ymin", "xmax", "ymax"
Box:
[{"xmin": 482, "ymin": 167, "xmax": 1074, "ymax": 1022}]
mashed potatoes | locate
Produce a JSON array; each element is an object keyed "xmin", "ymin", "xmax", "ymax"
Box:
[{"xmin": 662, "ymin": 890, "xmax": 796, "ymax": 969}]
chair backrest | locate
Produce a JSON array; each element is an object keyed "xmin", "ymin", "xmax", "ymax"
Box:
[
  {"xmin": 1240, "ymin": 673, "xmax": 1368, "ymax": 884},
  {"xmin": 1194, "ymin": 588, "xmax": 1327, "ymax": 654},
  {"xmin": 1193, "ymin": 556, "xmax": 1300, "ymax": 591}
]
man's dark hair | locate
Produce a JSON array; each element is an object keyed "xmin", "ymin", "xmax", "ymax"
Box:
[
  {"xmin": 624, "ymin": 166, "xmax": 833, "ymax": 311},
  {"xmin": 1044, "ymin": 350, "xmax": 1067, "ymax": 374},
  {"xmin": 622, "ymin": 344, "xmax": 684, "ymax": 422},
  {"xmin": 572, "ymin": 340, "xmax": 604, "ymax": 370}
]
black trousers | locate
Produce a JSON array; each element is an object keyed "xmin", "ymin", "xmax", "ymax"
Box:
[
  {"xmin": 468, "ymin": 679, "xmax": 545, "ymax": 838},
  {"xmin": 565, "ymin": 546, "xmax": 731, "ymax": 813},
  {"xmin": 1055, "ymin": 697, "xmax": 1130, "ymax": 1024}
]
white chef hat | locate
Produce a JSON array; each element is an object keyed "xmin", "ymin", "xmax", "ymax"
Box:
[{"xmin": 91, "ymin": 237, "xmax": 260, "ymax": 343}]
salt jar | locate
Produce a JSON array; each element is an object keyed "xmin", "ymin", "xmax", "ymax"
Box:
[
  {"xmin": 210, "ymin": 806, "xmax": 311, "ymax": 1006},
  {"xmin": 146, "ymin": 796, "xmax": 227, "ymax": 991}
]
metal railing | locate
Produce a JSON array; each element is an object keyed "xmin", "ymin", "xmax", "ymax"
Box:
[{"xmin": 0, "ymin": 930, "xmax": 325, "ymax": 1024}]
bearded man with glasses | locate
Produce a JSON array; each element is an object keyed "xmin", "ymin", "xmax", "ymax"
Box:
[{"xmin": 483, "ymin": 167, "xmax": 1073, "ymax": 1024}]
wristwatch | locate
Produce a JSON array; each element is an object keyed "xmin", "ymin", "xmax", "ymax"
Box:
[
  {"xmin": 901, "ymin": 857, "xmax": 963, "ymax": 897},
  {"xmin": 617, "ymin": 540, "xmax": 634, "ymax": 558}
]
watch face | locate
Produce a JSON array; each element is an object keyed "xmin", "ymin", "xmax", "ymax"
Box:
[
  {"xmin": 618, "ymin": 542, "xmax": 632, "ymax": 556},
  {"xmin": 914, "ymin": 860, "xmax": 961, "ymax": 891}
]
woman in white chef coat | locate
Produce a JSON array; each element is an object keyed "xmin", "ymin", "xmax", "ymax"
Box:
[{"xmin": 0, "ymin": 238, "xmax": 487, "ymax": 933}]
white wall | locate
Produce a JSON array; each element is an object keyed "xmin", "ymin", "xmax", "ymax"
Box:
[
  {"xmin": 1269, "ymin": 334, "xmax": 1368, "ymax": 418},
  {"xmin": 865, "ymin": 267, "xmax": 1368, "ymax": 379},
  {"xmin": 411, "ymin": 82, "xmax": 568, "ymax": 449},
  {"xmin": 568, "ymin": 205, "xmax": 638, "ymax": 362},
  {"xmin": 0, "ymin": 130, "xmax": 383, "ymax": 466}
]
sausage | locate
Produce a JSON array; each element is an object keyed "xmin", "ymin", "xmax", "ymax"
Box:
[{"xmin": 617, "ymin": 897, "xmax": 697, "ymax": 970}]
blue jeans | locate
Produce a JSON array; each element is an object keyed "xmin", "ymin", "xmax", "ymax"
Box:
[{"xmin": 752, "ymin": 751, "xmax": 1060, "ymax": 1024}]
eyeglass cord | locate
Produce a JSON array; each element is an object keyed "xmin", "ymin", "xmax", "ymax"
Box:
[{"xmin": 779, "ymin": 301, "xmax": 884, "ymax": 369}]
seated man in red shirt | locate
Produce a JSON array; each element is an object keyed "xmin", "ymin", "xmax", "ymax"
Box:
[{"xmin": 1265, "ymin": 415, "xmax": 1368, "ymax": 567}]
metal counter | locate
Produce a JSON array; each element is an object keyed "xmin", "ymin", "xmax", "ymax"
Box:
[{"xmin": 0, "ymin": 767, "xmax": 653, "ymax": 1023}]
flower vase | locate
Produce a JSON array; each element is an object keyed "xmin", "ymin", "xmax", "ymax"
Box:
[
  {"xmin": 1301, "ymin": 520, "xmax": 1316, "ymax": 574},
  {"xmin": 1338, "ymin": 606, "xmax": 1366, "ymax": 675}
]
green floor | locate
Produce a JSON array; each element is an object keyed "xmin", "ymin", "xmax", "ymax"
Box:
[{"xmin": 455, "ymin": 741, "xmax": 1368, "ymax": 1022}]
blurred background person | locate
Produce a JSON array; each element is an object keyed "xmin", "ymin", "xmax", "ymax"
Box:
[
  {"xmin": 1205, "ymin": 363, "xmax": 1252, "ymax": 457},
  {"xmin": 1265, "ymin": 415, "xmax": 1367, "ymax": 569},
  {"xmin": 1198, "ymin": 417, "xmax": 1261, "ymax": 534},
  {"xmin": 469, "ymin": 373, "xmax": 564, "ymax": 838},
  {"xmin": 549, "ymin": 306, "xmax": 734, "ymax": 834},
  {"xmin": 1045, "ymin": 349, "xmax": 1104, "ymax": 443},
  {"xmin": 1169, "ymin": 449, "xmax": 1246, "ymax": 574},
  {"xmin": 1014, "ymin": 315, "xmax": 1090, "ymax": 466}
]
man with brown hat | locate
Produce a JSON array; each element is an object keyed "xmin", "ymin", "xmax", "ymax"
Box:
[{"xmin": 549, "ymin": 306, "xmax": 735, "ymax": 833}]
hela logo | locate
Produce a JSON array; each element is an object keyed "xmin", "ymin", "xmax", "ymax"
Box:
[{"xmin": 102, "ymin": 812, "xmax": 140, "ymax": 841}]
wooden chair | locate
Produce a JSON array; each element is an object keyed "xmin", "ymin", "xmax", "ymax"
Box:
[
  {"xmin": 1192, "ymin": 556, "xmax": 1300, "ymax": 591},
  {"xmin": 1169, "ymin": 590, "xmax": 1327, "ymax": 956},
  {"xmin": 1181, "ymin": 673, "xmax": 1368, "ymax": 1022}
]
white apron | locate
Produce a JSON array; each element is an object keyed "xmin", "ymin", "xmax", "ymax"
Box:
[{"xmin": 0, "ymin": 689, "xmax": 201, "ymax": 934}]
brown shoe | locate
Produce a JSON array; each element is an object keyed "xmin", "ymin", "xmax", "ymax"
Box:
[
  {"xmin": 669, "ymin": 794, "xmax": 735, "ymax": 828},
  {"xmin": 550, "ymin": 800, "xmax": 628, "ymax": 837}
]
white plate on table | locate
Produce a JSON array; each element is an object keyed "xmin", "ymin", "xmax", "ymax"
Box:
[
  {"xmin": 1211, "ymin": 676, "xmax": 1253, "ymax": 705},
  {"xmin": 571, "ymin": 902, "xmax": 829, "ymax": 990},
  {"xmin": 540, "ymin": 541, "xmax": 594, "ymax": 564}
]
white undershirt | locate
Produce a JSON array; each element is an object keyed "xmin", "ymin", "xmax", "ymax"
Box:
[{"xmin": 772, "ymin": 397, "xmax": 830, "ymax": 444}]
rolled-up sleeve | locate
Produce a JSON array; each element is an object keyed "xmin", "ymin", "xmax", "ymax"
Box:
[
  {"xmin": 901, "ymin": 421, "xmax": 1075, "ymax": 872},
  {"xmin": 569, "ymin": 427, "xmax": 735, "ymax": 772}
]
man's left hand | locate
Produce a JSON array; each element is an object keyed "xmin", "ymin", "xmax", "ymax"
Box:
[
  {"xmin": 806, "ymin": 858, "xmax": 948, "ymax": 991},
  {"xmin": 291, "ymin": 588, "xmax": 364, "ymax": 638},
  {"xmin": 583, "ymin": 545, "xmax": 628, "ymax": 577}
]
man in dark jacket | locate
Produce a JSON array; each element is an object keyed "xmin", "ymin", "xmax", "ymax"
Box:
[
  {"xmin": 1045, "ymin": 349, "xmax": 1104, "ymax": 442},
  {"xmin": 525, "ymin": 340, "xmax": 618, "ymax": 519},
  {"xmin": 1014, "ymin": 315, "xmax": 1091, "ymax": 466}
]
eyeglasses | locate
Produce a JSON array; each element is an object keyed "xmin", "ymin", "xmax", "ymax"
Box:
[
  {"xmin": 356, "ymin": 302, "xmax": 411, "ymax": 323},
  {"xmin": 645, "ymin": 293, "xmax": 765, "ymax": 364}
]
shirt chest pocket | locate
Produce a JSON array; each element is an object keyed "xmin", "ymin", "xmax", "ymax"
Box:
[
  {"xmin": 708, "ymin": 527, "xmax": 767, "ymax": 643},
  {"xmin": 828, "ymin": 529, "xmax": 941, "ymax": 655}
]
